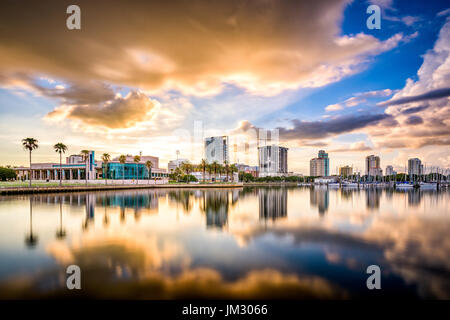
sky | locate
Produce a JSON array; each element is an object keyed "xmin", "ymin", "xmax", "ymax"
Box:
[{"xmin": 0, "ymin": 0, "xmax": 449, "ymax": 174}]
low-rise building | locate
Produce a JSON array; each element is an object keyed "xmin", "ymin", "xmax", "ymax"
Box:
[
  {"xmin": 14, "ymin": 151, "xmax": 168, "ymax": 181},
  {"xmin": 235, "ymin": 163, "xmax": 259, "ymax": 178},
  {"xmin": 168, "ymin": 158, "xmax": 189, "ymax": 173}
]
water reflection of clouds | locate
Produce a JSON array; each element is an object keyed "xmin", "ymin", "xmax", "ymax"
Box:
[{"xmin": 0, "ymin": 188, "xmax": 448, "ymax": 299}]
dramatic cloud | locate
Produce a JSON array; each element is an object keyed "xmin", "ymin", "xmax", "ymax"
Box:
[
  {"xmin": 370, "ymin": 19, "xmax": 450, "ymax": 150},
  {"xmin": 326, "ymin": 89, "xmax": 394, "ymax": 111},
  {"xmin": 0, "ymin": 73, "xmax": 116, "ymax": 105},
  {"xmin": 404, "ymin": 115, "xmax": 423, "ymax": 125},
  {"xmin": 46, "ymin": 91, "xmax": 159, "ymax": 129},
  {"xmin": 377, "ymin": 87, "xmax": 450, "ymax": 106},
  {"xmin": 234, "ymin": 114, "xmax": 390, "ymax": 150},
  {"xmin": 277, "ymin": 114, "xmax": 390, "ymax": 141},
  {"xmin": 0, "ymin": 0, "xmax": 410, "ymax": 96}
]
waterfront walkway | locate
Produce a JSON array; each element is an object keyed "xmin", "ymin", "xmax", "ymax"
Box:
[{"xmin": 0, "ymin": 183, "xmax": 244, "ymax": 195}]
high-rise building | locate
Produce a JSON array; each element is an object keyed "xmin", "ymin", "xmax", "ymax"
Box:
[
  {"xmin": 365, "ymin": 155, "xmax": 382, "ymax": 177},
  {"xmin": 258, "ymin": 145, "xmax": 288, "ymax": 177},
  {"xmin": 385, "ymin": 165, "xmax": 397, "ymax": 176},
  {"xmin": 408, "ymin": 158, "xmax": 423, "ymax": 176},
  {"xmin": 310, "ymin": 150, "xmax": 329, "ymax": 176},
  {"xmin": 339, "ymin": 165, "xmax": 353, "ymax": 177},
  {"xmin": 205, "ymin": 136, "xmax": 229, "ymax": 164}
]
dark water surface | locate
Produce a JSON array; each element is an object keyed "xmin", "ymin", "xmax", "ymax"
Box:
[{"xmin": 0, "ymin": 187, "xmax": 448, "ymax": 299}]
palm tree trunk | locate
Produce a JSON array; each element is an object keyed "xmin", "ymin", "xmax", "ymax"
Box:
[
  {"xmin": 85, "ymin": 159, "xmax": 88, "ymax": 186},
  {"xmin": 29, "ymin": 150, "xmax": 32, "ymax": 187},
  {"xmin": 105, "ymin": 163, "xmax": 108, "ymax": 185},
  {"xmin": 59, "ymin": 152, "xmax": 62, "ymax": 186},
  {"xmin": 123, "ymin": 164, "xmax": 125, "ymax": 184}
]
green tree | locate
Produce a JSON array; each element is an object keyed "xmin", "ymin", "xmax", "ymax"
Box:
[
  {"xmin": 134, "ymin": 155, "xmax": 141, "ymax": 184},
  {"xmin": 101, "ymin": 153, "xmax": 111, "ymax": 185},
  {"xmin": 22, "ymin": 138, "xmax": 39, "ymax": 187},
  {"xmin": 181, "ymin": 162, "xmax": 193, "ymax": 184},
  {"xmin": 173, "ymin": 167, "xmax": 182, "ymax": 182},
  {"xmin": 118, "ymin": 155, "xmax": 127, "ymax": 184},
  {"xmin": 54, "ymin": 143, "xmax": 68, "ymax": 186},
  {"xmin": 81, "ymin": 150, "xmax": 90, "ymax": 185},
  {"xmin": 0, "ymin": 167, "xmax": 17, "ymax": 181}
]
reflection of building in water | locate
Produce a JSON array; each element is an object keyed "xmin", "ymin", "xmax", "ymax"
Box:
[
  {"xmin": 259, "ymin": 188, "xmax": 287, "ymax": 220},
  {"xmin": 83, "ymin": 193, "xmax": 96, "ymax": 230},
  {"xmin": 366, "ymin": 189, "xmax": 381, "ymax": 209},
  {"xmin": 86, "ymin": 194, "xmax": 96, "ymax": 219},
  {"xmin": 310, "ymin": 187, "xmax": 329, "ymax": 216},
  {"xmin": 408, "ymin": 190, "xmax": 422, "ymax": 206},
  {"xmin": 112, "ymin": 192, "xmax": 158, "ymax": 211},
  {"xmin": 340, "ymin": 189, "xmax": 354, "ymax": 201},
  {"xmin": 232, "ymin": 190, "xmax": 240, "ymax": 204},
  {"xmin": 203, "ymin": 191, "xmax": 229, "ymax": 229}
]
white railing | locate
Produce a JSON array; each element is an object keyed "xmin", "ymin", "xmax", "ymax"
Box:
[{"xmin": 26, "ymin": 179, "xmax": 169, "ymax": 185}]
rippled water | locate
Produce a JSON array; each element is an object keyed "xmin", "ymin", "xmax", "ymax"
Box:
[{"xmin": 0, "ymin": 187, "xmax": 448, "ymax": 299}]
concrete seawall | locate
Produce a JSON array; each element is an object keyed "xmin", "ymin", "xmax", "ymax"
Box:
[
  {"xmin": 243, "ymin": 182, "xmax": 300, "ymax": 187},
  {"xmin": 0, "ymin": 183, "xmax": 244, "ymax": 195}
]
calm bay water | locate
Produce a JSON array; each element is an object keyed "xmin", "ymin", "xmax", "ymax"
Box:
[{"xmin": 0, "ymin": 186, "xmax": 448, "ymax": 299}]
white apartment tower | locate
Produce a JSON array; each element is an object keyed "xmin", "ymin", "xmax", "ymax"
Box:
[
  {"xmin": 258, "ymin": 145, "xmax": 288, "ymax": 177},
  {"xmin": 205, "ymin": 136, "xmax": 229, "ymax": 164}
]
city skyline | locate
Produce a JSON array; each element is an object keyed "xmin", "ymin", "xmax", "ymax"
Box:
[{"xmin": 0, "ymin": 0, "xmax": 449, "ymax": 175}]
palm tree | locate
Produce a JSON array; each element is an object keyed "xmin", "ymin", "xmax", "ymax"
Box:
[
  {"xmin": 101, "ymin": 153, "xmax": 111, "ymax": 185},
  {"xmin": 81, "ymin": 150, "xmax": 90, "ymax": 185},
  {"xmin": 145, "ymin": 160, "xmax": 153, "ymax": 184},
  {"xmin": 54, "ymin": 143, "xmax": 68, "ymax": 186},
  {"xmin": 224, "ymin": 160, "xmax": 230, "ymax": 182},
  {"xmin": 229, "ymin": 164, "xmax": 237, "ymax": 182},
  {"xmin": 221, "ymin": 164, "xmax": 226, "ymax": 182},
  {"xmin": 212, "ymin": 161, "xmax": 219, "ymax": 183},
  {"xmin": 180, "ymin": 162, "xmax": 193, "ymax": 184},
  {"xmin": 199, "ymin": 159, "xmax": 207, "ymax": 183},
  {"xmin": 22, "ymin": 138, "xmax": 39, "ymax": 187},
  {"xmin": 134, "ymin": 155, "xmax": 141, "ymax": 184},
  {"xmin": 118, "ymin": 155, "xmax": 127, "ymax": 184},
  {"xmin": 206, "ymin": 163, "xmax": 213, "ymax": 182}
]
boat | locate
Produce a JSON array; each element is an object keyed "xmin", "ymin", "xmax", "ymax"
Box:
[
  {"xmin": 327, "ymin": 183, "xmax": 340, "ymax": 188},
  {"xmin": 396, "ymin": 183, "xmax": 414, "ymax": 189},
  {"xmin": 419, "ymin": 182, "xmax": 437, "ymax": 189},
  {"xmin": 342, "ymin": 182, "xmax": 358, "ymax": 188}
]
